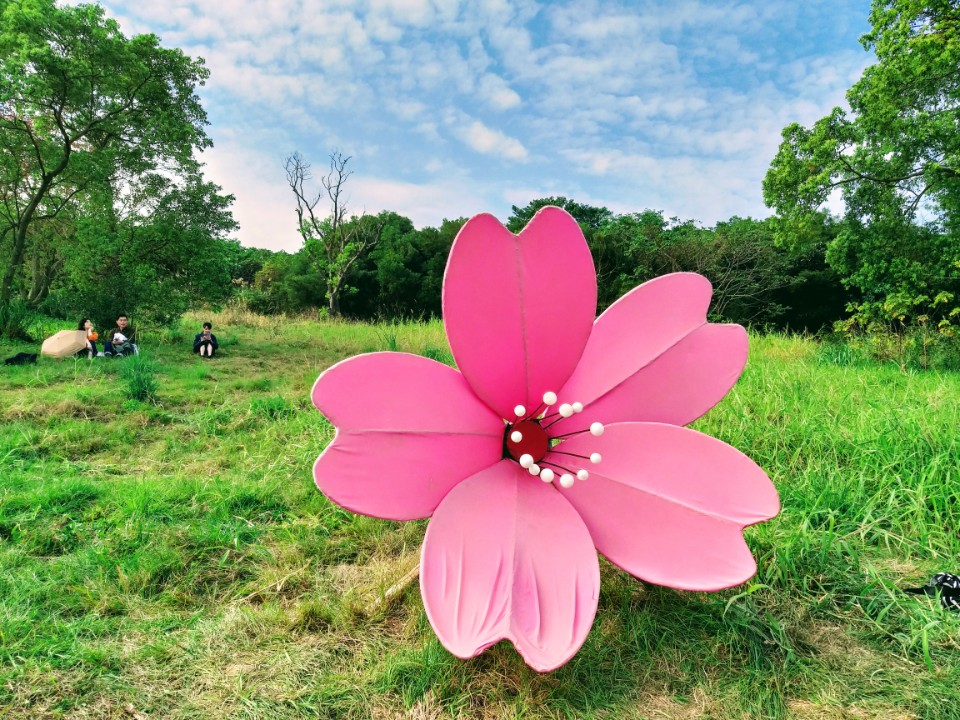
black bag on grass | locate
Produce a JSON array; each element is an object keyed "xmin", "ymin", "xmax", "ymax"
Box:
[{"xmin": 4, "ymin": 352, "xmax": 38, "ymax": 366}]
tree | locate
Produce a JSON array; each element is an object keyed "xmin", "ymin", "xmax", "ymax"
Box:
[
  {"xmin": 763, "ymin": 0, "xmax": 960, "ymax": 329},
  {"xmin": 586, "ymin": 211, "xmax": 663, "ymax": 309},
  {"xmin": 62, "ymin": 173, "xmax": 238, "ymax": 326},
  {"xmin": 600, "ymin": 213, "xmax": 794, "ymax": 325},
  {"xmin": 827, "ymin": 216, "xmax": 959, "ymax": 334},
  {"xmin": 343, "ymin": 214, "xmax": 465, "ymax": 319},
  {"xmin": 284, "ymin": 151, "xmax": 385, "ymax": 317},
  {"xmin": 766, "ymin": 213, "xmax": 850, "ymax": 332},
  {"xmin": 0, "ymin": 0, "xmax": 212, "ymax": 333},
  {"xmin": 506, "ymin": 197, "xmax": 612, "ymax": 234},
  {"xmin": 249, "ymin": 252, "xmax": 326, "ymax": 315}
]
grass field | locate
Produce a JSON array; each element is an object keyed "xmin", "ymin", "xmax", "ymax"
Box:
[{"xmin": 1, "ymin": 311, "xmax": 959, "ymax": 719}]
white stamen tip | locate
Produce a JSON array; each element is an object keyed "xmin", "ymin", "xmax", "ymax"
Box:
[
  {"xmin": 577, "ymin": 469, "xmax": 589, "ymax": 481},
  {"xmin": 542, "ymin": 391, "xmax": 557, "ymax": 405},
  {"xmin": 559, "ymin": 403, "xmax": 574, "ymax": 418},
  {"xmin": 572, "ymin": 402, "xmax": 584, "ymax": 413},
  {"xmin": 590, "ymin": 452, "xmax": 602, "ymax": 464},
  {"xmin": 528, "ymin": 464, "xmax": 540, "ymax": 476},
  {"xmin": 510, "ymin": 430, "xmax": 523, "ymax": 443},
  {"xmin": 559, "ymin": 473, "xmax": 575, "ymax": 488},
  {"xmin": 540, "ymin": 468, "xmax": 555, "ymax": 483},
  {"xmin": 514, "ymin": 405, "xmax": 526, "ymax": 417},
  {"xmin": 519, "ymin": 453, "xmax": 534, "ymax": 469},
  {"xmin": 590, "ymin": 422, "xmax": 605, "ymax": 437}
]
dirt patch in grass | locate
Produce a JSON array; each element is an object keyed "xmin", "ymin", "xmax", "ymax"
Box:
[
  {"xmin": 788, "ymin": 699, "xmax": 916, "ymax": 720},
  {"xmin": 1, "ymin": 397, "xmax": 116, "ymax": 423},
  {"xmin": 618, "ymin": 688, "xmax": 723, "ymax": 719},
  {"xmin": 370, "ymin": 691, "xmax": 452, "ymax": 719}
]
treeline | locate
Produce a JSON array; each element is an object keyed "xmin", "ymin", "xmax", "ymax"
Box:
[{"xmin": 236, "ymin": 199, "xmax": 848, "ymax": 332}]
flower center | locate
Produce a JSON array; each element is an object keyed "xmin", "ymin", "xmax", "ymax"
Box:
[
  {"xmin": 504, "ymin": 419, "xmax": 549, "ymax": 463},
  {"xmin": 503, "ymin": 391, "xmax": 604, "ymax": 488}
]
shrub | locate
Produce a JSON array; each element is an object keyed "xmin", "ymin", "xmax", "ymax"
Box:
[
  {"xmin": 0, "ymin": 299, "xmax": 37, "ymax": 341},
  {"xmin": 121, "ymin": 355, "xmax": 159, "ymax": 403}
]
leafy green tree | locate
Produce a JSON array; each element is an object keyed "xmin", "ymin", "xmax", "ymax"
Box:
[
  {"xmin": 417, "ymin": 217, "xmax": 466, "ymax": 315},
  {"xmin": 343, "ymin": 213, "xmax": 417, "ymax": 319},
  {"xmin": 506, "ymin": 197, "xmax": 612, "ymax": 234},
  {"xmin": 614, "ymin": 214, "xmax": 794, "ymax": 326},
  {"xmin": 828, "ymin": 217, "xmax": 959, "ymax": 333},
  {"xmin": 766, "ymin": 213, "xmax": 850, "ymax": 332},
  {"xmin": 588, "ymin": 210, "xmax": 665, "ymax": 309},
  {"xmin": 0, "ymin": 0, "xmax": 211, "ymax": 330},
  {"xmin": 249, "ymin": 251, "xmax": 325, "ymax": 315},
  {"xmin": 701, "ymin": 218, "xmax": 793, "ymax": 326},
  {"xmin": 763, "ymin": 0, "xmax": 960, "ymax": 329},
  {"xmin": 61, "ymin": 173, "xmax": 237, "ymax": 326},
  {"xmin": 340, "ymin": 215, "xmax": 464, "ymax": 320},
  {"xmin": 224, "ymin": 245, "xmax": 274, "ymax": 289}
]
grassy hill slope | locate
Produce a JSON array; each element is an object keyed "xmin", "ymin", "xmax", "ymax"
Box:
[{"xmin": 1, "ymin": 313, "xmax": 958, "ymax": 719}]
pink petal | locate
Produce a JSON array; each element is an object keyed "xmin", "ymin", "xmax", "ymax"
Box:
[
  {"xmin": 420, "ymin": 460, "xmax": 600, "ymax": 672},
  {"xmin": 312, "ymin": 353, "xmax": 504, "ymax": 521},
  {"xmin": 549, "ymin": 423, "xmax": 779, "ymax": 591},
  {"xmin": 554, "ymin": 273, "xmax": 746, "ymax": 430},
  {"xmin": 443, "ymin": 208, "xmax": 597, "ymax": 420}
]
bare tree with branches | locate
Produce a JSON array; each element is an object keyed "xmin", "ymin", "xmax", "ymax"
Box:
[{"xmin": 285, "ymin": 151, "xmax": 384, "ymax": 317}]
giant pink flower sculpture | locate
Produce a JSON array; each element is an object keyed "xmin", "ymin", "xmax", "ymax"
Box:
[{"xmin": 312, "ymin": 207, "xmax": 779, "ymax": 672}]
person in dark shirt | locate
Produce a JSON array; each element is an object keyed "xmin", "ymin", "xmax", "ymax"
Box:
[
  {"xmin": 104, "ymin": 314, "xmax": 138, "ymax": 356},
  {"xmin": 193, "ymin": 321, "xmax": 219, "ymax": 358}
]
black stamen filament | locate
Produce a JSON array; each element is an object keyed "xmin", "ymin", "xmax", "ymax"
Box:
[
  {"xmin": 546, "ymin": 449, "xmax": 592, "ymax": 460},
  {"xmin": 539, "ymin": 459, "xmax": 578, "ymax": 475},
  {"xmin": 521, "ymin": 402, "xmax": 547, "ymax": 422},
  {"xmin": 550, "ymin": 427, "xmax": 592, "ymax": 439},
  {"xmin": 542, "ymin": 414, "xmax": 572, "ymax": 430}
]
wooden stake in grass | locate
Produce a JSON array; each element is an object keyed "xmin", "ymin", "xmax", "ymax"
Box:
[
  {"xmin": 364, "ymin": 561, "xmax": 420, "ymax": 617},
  {"xmin": 123, "ymin": 704, "xmax": 147, "ymax": 720}
]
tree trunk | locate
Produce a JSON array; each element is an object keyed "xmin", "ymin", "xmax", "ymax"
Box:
[
  {"xmin": 0, "ymin": 225, "xmax": 28, "ymax": 309},
  {"xmin": 327, "ymin": 283, "xmax": 340, "ymax": 317},
  {"xmin": 0, "ymin": 145, "xmax": 71, "ymax": 313}
]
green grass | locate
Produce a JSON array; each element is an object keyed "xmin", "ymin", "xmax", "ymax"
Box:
[{"xmin": 1, "ymin": 316, "xmax": 958, "ymax": 719}]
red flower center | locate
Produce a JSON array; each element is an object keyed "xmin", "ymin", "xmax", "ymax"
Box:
[{"xmin": 504, "ymin": 419, "xmax": 549, "ymax": 463}]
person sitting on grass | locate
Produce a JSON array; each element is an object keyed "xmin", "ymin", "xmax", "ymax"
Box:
[
  {"xmin": 77, "ymin": 319, "xmax": 99, "ymax": 359},
  {"xmin": 104, "ymin": 314, "xmax": 138, "ymax": 356},
  {"xmin": 193, "ymin": 322, "xmax": 218, "ymax": 358}
]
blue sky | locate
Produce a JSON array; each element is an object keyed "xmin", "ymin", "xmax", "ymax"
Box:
[{"xmin": 85, "ymin": 0, "xmax": 873, "ymax": 251}]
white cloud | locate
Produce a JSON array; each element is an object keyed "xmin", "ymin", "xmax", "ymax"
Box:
[
  {"xmin": 369, "ymin": 0, "xmax": 436, "ymax": 27},
  {"xmin": 478, "ymin": 74, "xmax": 522, "ymax": 110},
  {"xmin": 353, "ymin": 175, "xmax": 493, "ymax": 226},
  {"xmin": 199, "ymin": 141, "xmax": 302, "ymax": 252},
  {"xmin": 454, "ymin": 120, "xmax": 529, "ymax": 161},
  {"xmin": 83, "ymin": 0, "xmax": 875, "ymax": 247}
]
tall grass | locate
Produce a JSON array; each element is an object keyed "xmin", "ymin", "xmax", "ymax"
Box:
[
  {"xmin": 120, "ymin": 354, "xmax": 159, "ymax": 402},
  {"xmin": 0, "ymin": 320, "xmax": 958, "ymax": 719}
]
